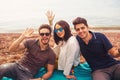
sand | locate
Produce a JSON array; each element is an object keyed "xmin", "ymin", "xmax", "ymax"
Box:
[{"xmin": 0, "ymin": 29, "xmax": 120, "ymax": 64}]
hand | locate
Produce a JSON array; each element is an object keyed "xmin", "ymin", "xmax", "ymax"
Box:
[
  {"xmin": 21, "ymin": 28, "xmax": 34, "ymax": 38},
  {"xmin": 45, "ymin": 10, "xmax": 55, "ymax": 26},
  {"xmin": 118, "ymin": 48, "xmax": 120, "ymax": 53},
  {"xmin": 66, "ymin": 75, "xmax": 76, "ymax": 80},
  {"xmin": 29, "ymin": 78, "xmax": 42, "ymax": 80}
]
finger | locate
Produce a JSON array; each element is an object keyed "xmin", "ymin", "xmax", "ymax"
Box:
[
  {"xmin": 28, "ymin": 28, "xmax": 34, "ymax": 34},
  {"xmin": 45, "ymin": 10, "xmax": 50, "ymax": 16},
  {"xmin": 53, "ymin": 14, "xmax": 55, "ymax": 19}
]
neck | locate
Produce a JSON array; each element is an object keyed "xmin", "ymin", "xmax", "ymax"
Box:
[
  {"xmin": 39, "ymin": 41, "xmax": 48, "ymax": 50},
  {"xmin": 83, "ymin": 33, "xmax": 92, "ymax": 45}
]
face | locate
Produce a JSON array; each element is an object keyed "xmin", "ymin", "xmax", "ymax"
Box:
[
  {"xmin": 75, "ymin": 23, "xmax": 89, "ymax": 39},
  {"xmin": 54, "ymin": 24, "xmax": 65, "ymax": 38},
  {"xmin": 39, "ymin": 28, "xmax": 51, "ymax": 45}
]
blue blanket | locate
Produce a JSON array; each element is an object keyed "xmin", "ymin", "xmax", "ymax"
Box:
[{"xmin": 2, "ymin": 62, "xmax": 92, "ymax": 80}]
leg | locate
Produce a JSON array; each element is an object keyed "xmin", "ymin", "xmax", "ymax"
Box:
[
  {"xmin": 113, "ymin": 64, "xmax": 120, "ymax": 80},
  {"xmin": 92, "ymin": 69, "xmax": 111, "ymax": 80},
  {"xmin": 0, "ymin": 63, "xmax": 17, "ymax": 79},
  {"xmin": 16, "ymin": 71, "xmax": 32, "ymax": 80},
  {"xmin": 16, "ymin": 64, "xmax": 33, "ymax": 80}
]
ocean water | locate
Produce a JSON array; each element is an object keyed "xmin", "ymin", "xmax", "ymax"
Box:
[{"xmin": 0, "ymin": 0, "xmax": 120, "ymax": 33}]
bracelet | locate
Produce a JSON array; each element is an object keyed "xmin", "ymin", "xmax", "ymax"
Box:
[{"xmin": 41, "ymin": 78, "xmax": 45, "ymax": 80}]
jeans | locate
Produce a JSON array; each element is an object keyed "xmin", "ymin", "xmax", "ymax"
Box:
[
  {"xmin": 92, "ymin": 64, "xmax": 120, "ymax": 80},
  {"xmin": 0, "ymin": 63, "xmax": 33, "ymax": 80}
]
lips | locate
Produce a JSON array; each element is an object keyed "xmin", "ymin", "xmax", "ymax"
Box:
[{"xmin": 42, "ymin": 38, "xmax": 49, "ymax": 41}]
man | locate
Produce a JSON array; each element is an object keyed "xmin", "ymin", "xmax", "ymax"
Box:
[
  {"xmin": 72, "ymin": 17, "xmax": 120, "ymax": 80},
  {"xmin": 0, "ymin": 24, "xmax": 56, "ymax": 80}
]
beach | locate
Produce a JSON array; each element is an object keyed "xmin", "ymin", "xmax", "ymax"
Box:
[{"xmin": 0, "ymin": 28, "xmax": 120, "ymax": 64}]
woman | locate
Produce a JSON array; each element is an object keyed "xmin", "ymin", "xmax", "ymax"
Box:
[{"xmin": 53, "ymin": 20, "xmax": 80, "ymax": 79}]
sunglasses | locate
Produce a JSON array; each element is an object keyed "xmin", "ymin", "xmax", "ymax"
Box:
[
  {"xmin": 39, "ymin": 33, "xmax": 50, "ymax": 36},
  {"xmin": 54, "ymin": 27, "xmax": 63, "ymax": 33}
]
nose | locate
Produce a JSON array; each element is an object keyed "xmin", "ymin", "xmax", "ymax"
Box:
[
  {"xmin": 57, "ymin": 30, "xmax": 61, "ymax": 33},
  {"xmin": 79, "ymin": 29, "xmax": 82, "ymax": 32},
  {"xmin": 43, "ymin": 35, "xmax": 47, "ymax": 37}
]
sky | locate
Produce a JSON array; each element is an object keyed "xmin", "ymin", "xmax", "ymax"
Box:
[{"xmin": 0, "ymin": 0, "xmax": 120, "ymax": 32}]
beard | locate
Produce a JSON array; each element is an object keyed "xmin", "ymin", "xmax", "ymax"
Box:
[{"xmin": 41, "ymin": 38, "xmax": 49, "ymax": 45}]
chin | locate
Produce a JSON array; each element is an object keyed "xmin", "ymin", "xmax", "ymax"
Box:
[{"xmin": 59, "ymin": 35, "xmax": 64, "ymax": 38}]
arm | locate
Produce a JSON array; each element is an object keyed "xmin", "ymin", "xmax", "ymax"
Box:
[
  {"xmin": 99, "ymin": 33, "xmax": 120, "ymax": 57},
  {"xmin": 41, "ymin": 50, "xmax": 56, "ymax": 79},
  {"xmin": 64, "ymin": 37, "xmax": 80, "ymax": 79},
  {"xmin": 30, "ymin": 56, "xmax": 55, "ymax": 80},
  {"xmin": 41, "ymin": 64, "xmax": 54, "ymax": 79},
  {"xmin": 108, "ymin": 47, "xmax": 120, "ymax": 57},
  {"xmin": 45, "ymin": 10, "xmax": 55, "ymax": 27},
  {"xmin": 80, "ymin": 54, "xmax": 86, "ymax": 63},
  {"xmin": 9, "ymin": 28, "xmax": 34, "ymax": 52}
]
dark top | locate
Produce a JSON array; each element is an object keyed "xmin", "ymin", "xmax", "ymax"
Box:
[
  {"xmin": 76, "ymin": 31, "xmax": 119, "ymax": 72},
  {"xmin": 18, "ymin": 39, "xmax": 56, "ymax": 75}
]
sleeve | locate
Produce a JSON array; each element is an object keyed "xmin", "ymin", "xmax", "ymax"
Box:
[
  {"xmin": 48, "ymin": 49, "xmax": 56, "ymax": 65},
  {"xmin": 63, "ymin": 37, "xmax": 80, "ymax": 75},
  {"xmin": 23, "ymin": 39, "xmax": 35, "ymax": 50},
  {"xmin": 23, "ymin": 39, "xmax": 29, "ymax": 48},
  {"xmin": 99, "ymin": 33, "xmax": 113, "ymax": 51}
]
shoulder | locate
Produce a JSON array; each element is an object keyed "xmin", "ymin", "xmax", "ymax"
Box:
[
  {"xmin": 25, "ymin": 39, "xmax": 37, "ymax": 43},
  {"xmin": 94, "ymin": 32, "xmax": 108, "ymax": 40},
  {"xmin": 94, "ymin": 32, "xmax": 106, "ymax": 37},
  {"xmin": 49, "ymin": 47, "xmax": 56, "ymax": 56},
  {"xmin": 67, "ymin": 36, "xmax": 79, "ymax": 47},
  {"xmin": 68, "ymin": 36, "xmax": 78, "ymax": 43},
  {"xmin": 24, "ymin": 39, "xmax": 38, "ymax": 48}
]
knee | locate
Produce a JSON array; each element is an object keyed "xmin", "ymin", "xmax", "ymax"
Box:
[{"xmin": 0, "ymin": 63, "xmax": 14, "ymax": 73}]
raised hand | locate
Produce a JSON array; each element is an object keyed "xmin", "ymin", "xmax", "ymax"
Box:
[
  {"xmin": 21, "ymin": 28, "xmax": 34, "ymax": 38},
  {"xmin": 45, "ymin": 10, "xmax": 55, "ymax": 26}
]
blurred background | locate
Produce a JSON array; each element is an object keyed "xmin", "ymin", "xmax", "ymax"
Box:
[{"xmin": 0, "ymin": 0, "xmax": 120, "ymax": 33}]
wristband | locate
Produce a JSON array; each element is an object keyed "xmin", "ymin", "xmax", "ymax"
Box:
[{"xmin": 41, "ymin": 78, "xmax": 45, "ymax": 80}]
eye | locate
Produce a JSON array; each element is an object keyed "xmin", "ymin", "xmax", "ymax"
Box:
[
  {"xmin": 54, "ymin": 27, "xmax": 63, "ymax": 33},
  {"xmin": 76, "ymin": 28, "xmax": 80, "ymax": 31},
  {"xmin": 81, "ymin": 26, "xmax": 85, "ymax": 30}
]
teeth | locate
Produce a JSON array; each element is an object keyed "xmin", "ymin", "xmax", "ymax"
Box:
[{"xmin": 43, "ymin": 38, "xmax": 48, "ymax": 40}]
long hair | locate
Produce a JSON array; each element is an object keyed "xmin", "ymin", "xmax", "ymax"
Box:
[{"xmin": 54, "ymin": 20, "xmax": 72, "ymax": 45}]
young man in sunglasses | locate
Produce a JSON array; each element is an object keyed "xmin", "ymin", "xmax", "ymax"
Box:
[{"xmin": 0, "ymin": 24, "xmax": 56, "ymax": 80}]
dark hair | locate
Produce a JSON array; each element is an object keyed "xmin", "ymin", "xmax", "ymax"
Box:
[
  {"xmin": 72, "ymin": 17, "xmax": 88, "ymax": 29},
  {"xmin": 54, "ymin": 20, "xmax": 72, "ymax": 45},
  {"xmin": 38, "ymin": 24, "xmax": 52, "ymax": 34}
]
